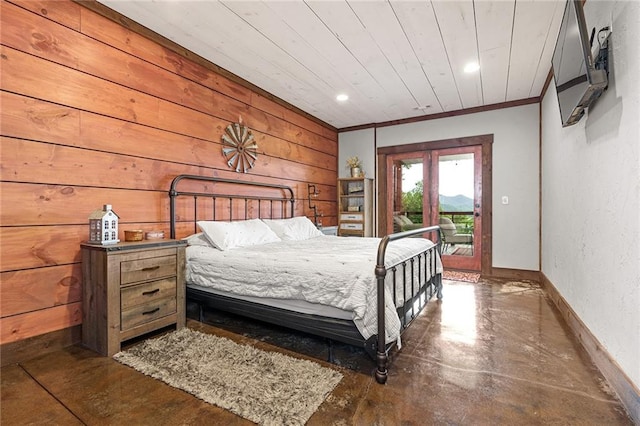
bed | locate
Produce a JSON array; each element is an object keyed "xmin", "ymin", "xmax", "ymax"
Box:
[{"xmin": 169, "ymin": 174, "xmax": 443, "ymax": 384}]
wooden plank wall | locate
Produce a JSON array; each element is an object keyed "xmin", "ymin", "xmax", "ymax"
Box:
[{"xmin": 0, "ymin": 0, "xmax": 338, "ymax": 347}]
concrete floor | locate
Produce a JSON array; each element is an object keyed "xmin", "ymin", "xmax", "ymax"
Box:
[{"xmin": 1, "ymin": 278, "xmax": 633, "ymax": 425}]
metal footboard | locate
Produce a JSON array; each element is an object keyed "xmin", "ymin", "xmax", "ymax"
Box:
[{"xmin": 374, "ymin": 225, "xmax": 442, "ymax": 384}]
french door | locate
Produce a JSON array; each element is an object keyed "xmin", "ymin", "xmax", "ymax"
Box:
[
  {"xmin": 431, "ymin": 145, "xmax": 482, "ymax": 271},
  {"xmin": 386, "ymin": 145, "xmax": 483, "ymax": 271}
]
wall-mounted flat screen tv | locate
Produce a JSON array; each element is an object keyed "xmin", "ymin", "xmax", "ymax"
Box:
[{"xmin": 552, "ymin": 0, "xmax": 608, "ymax": 127}]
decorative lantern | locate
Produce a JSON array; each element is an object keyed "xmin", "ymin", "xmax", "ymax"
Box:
[{"xmin": 88, "ymin": 204, "xmax": 120, "ymax": 245}]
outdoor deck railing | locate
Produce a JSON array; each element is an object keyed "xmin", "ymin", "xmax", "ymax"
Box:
[{"xmin": 403, "ymin": 211, "xmax": 474, "ymax": 234}]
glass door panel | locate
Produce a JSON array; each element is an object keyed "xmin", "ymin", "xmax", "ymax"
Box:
[
  {"xmin": 386, "ymin": 152, "xmax": 426, "ymax": 234},
  {"xmin": 439, "ymin": 153, "xmax": 474, "ymax": 256},
  {"xmin": 432, "ymin": 146, "xmax": 482, "ymax": 271}
]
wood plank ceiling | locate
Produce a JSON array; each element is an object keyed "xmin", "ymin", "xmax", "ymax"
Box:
[{"xmin": 98, "ymin": 0, "xmax": 566, "ymax": 129}]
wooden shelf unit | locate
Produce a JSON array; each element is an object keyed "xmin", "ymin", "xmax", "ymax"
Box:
[
  {"xmin": 81, "ymin": 239, "xmax": 186, "ymax": 356},
  {"xmin": 337, "ymin": 177, "xmax": 373, "ymax": 237}
]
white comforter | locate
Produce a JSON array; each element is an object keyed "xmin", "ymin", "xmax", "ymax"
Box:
[{"xmin": 186, "ymin": 235, "xmax": 442, "ymax": 344}]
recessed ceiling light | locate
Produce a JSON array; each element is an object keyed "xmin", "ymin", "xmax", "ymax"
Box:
[
  {"xmin": 464, "ymin": 62, "xmax": 480, "ymax": 73},
  {"xmin": 336, "ymin": 93, "xmax": 349, "ymax": 102},
  {"xmin": 414, "ymin": 105, "xmax": 431, "ymax": 111}
]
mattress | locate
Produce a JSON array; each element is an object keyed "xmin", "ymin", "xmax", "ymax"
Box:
[{"xmin": 186, "ymin": 235, "xmax": 442, "ymax": 343}]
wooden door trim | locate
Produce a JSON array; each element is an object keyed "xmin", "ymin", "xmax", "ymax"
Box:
[{"xmin": 377, "ymin": 134, "xmax": 493, "ymax": 276}]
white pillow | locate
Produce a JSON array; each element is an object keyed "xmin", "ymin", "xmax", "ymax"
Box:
[
  {"xmin": 197, "ymin": 219, "xmax": 281, "ymax": 250},
  {"xmin": 261, "ymin": 216, "xmax": 323, "ymax": 241},
  {"xmin": 181, "ymin": 233, "xmax": 213, "ymax": 247}
]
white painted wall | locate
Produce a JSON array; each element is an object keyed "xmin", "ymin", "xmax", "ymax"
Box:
[
  {"xmin": 338, "ymin": 128, "xmax": 376, "ymax": 179},
  {"xmin": 541, "ymin": 0, "xmax": 639, "ymax": 393},
  {"xmin": 339, "ymin": 104, "xmax": 540, "ymax": 271}
]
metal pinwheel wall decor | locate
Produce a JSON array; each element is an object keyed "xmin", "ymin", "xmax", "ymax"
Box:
[{"xmin": 221, "ymin": 122, "xmax": 258, "ymax": 173}]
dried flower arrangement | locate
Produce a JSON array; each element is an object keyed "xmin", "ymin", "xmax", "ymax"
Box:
[{"xmin": 346, "ymin": 156, "xmax": 362, "ymax": 169}]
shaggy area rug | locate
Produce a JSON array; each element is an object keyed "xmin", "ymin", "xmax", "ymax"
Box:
[
  {"xmin": 443, "ymin": 270, "xmax": 480, "ymax": 283},
  {"xmin": 114, "ymin": 328, "xmax": 342, "ymax": 426}
]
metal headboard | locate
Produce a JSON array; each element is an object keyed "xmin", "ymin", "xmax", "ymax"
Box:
[{"xmin": 169, "ymin": 174, "xmax": 296, "ymax": 239}]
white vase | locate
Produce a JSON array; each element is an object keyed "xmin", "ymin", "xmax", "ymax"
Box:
[{"xmin": 351, "ymin": 167, "xmax": 361, "ymax": 177}]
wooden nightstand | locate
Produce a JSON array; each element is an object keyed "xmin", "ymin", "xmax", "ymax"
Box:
[{"xmin": 81, "ymin": 239, "xmax": 187, "ymax": 356}]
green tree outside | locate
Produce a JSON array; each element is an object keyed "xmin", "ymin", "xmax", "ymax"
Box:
[{"xmin": 402, "ymin": 181, "xmax": 423, "ymax": 224}]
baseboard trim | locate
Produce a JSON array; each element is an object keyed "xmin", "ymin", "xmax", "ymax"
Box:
[
  {"xmin": 540, "ymin": 273, "xmax": 639, "ymax": 424},
  {"xmin": 485, "ymin": 267, "xmax": 540, "ymax": 282},
  {"xmin": 0, "ymin": 325, "xmax": 81, "ymax": 367}
]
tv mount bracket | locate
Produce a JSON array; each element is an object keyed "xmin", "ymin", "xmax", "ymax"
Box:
[{"xmin": 593, "ymin": 26, "xmax": 611, "ymax": 76}]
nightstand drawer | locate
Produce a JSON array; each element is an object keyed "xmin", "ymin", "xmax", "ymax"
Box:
[
  {"xmin": 121, "ymin": 255, "xmax": 176, "ymax": 285},
  {"xmin": 340, "ymin": 222, "xmax": 363, "ymax": 231},
  {"xmin": 121, "ymin": 297, "xmax": 177, "ymax": 330},
  {"xmin": 121, "ymin": 278, "xmax": 177, "ymax": 310},
  {"xmin": 340, "ymin": 213, "xmax": 363, "ymax": 221}
]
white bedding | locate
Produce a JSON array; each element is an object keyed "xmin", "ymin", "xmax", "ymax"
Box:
[{"xmin": 186, "ymin": 235, "xmax": 442, "ymax": 344}]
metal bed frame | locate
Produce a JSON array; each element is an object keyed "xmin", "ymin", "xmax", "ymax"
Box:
[{"xmin": 169, "ymin": 174, "xmax": 442, "ymax": 384}]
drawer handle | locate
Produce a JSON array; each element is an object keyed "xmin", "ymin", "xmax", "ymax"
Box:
[
  {"xmin": 142, "ymin": 289, "xmax": 160, "ymax": 296},
  {"xmin": 142, "ymin": 307, "xmax": 160, "ymax": 316},
  {"xmin": 142, "ymin": 266, "xmax": 160, "ymax": 272}
]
